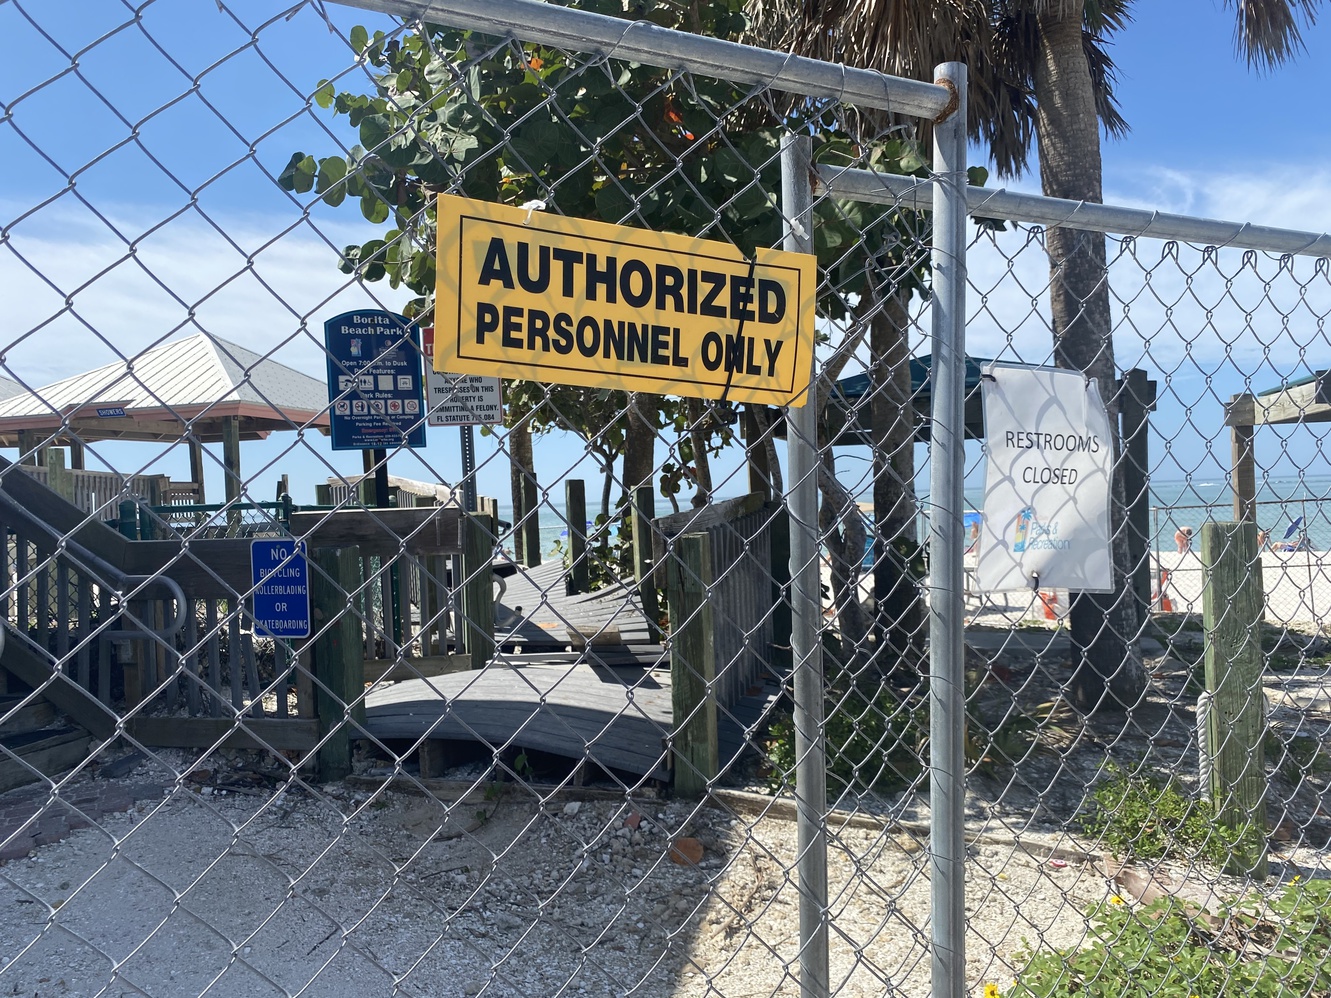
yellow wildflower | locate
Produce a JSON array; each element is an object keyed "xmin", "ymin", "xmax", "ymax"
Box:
[{"xmin": 983, "ymin": 984, "xmax": 1001, "ymax": 998}]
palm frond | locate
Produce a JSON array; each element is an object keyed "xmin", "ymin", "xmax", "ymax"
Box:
[
  {"xmin": 743, "ymin": 0, "xmax": 1129, "ymax": 179},
  {"xmin": 1227, "ymin": 0, "xmax": 1321, "ymax": 71}
]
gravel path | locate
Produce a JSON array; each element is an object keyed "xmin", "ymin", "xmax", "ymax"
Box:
[
  {"xmin": 5, "ymin": 621, "xmax": 1330, "ymax": 998},
  {"xmin": 0, "ymin": 754, "xmax": 1110, "ymax": 998}
]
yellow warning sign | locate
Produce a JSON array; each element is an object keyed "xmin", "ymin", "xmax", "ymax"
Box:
[{"xmin": 434, "ymin": 195, "xmax": 816, "ymax": 406}]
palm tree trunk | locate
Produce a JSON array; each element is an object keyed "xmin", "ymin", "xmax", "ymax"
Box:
[{"xmin": 1035, "ymin": 7, "xmax": 1144, "ymax": 711}]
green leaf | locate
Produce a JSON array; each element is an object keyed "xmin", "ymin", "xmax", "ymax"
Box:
[
  {"xmin": 716, "ymin": 148, "xmax": 753, "ymax": 187},
  {"xmin": 349, "ymin": 25, "xmax": 368, "ymax": 54},
  {"xmin": 277, "ymin": 153, "xmax": 317, "ymax": 194},
  {"xmin": 593, "ymin": 182, "xmax": 633, "ymax": 223},
  {"xmin": 315, "ymin": 156, "xmax": 347, "ymax": 195},
  {"xmin": 359, "ymin": 114, "xmax": 424, "ymax": 170},
  {"xmin": 313, "ymin": 81, "xmax": 335, "ymax": 110},
  {"xmin": 360, "ymin": 196, "xmax": 390, "ymax": 224},
  {"xmin": 897, "ymin": 145, "xmax": 927, "ymax": 174},
  {"xmin": 730, "ymin": 183, "xmax": 773, "ymax": 219}
]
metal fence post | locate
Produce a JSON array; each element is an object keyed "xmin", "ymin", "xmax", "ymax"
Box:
[
  {"xmin": 929, "ymin": 61, "xmax": 969, "ymax": 998},
  {"xmin": 781, "ymin": 132, "xmax": 828, "ymax": 998}
]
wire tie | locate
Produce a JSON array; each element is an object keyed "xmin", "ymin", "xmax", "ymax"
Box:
[{"xmin": 520, "ymin": 199, "xmax": 547, "ymax": 225}]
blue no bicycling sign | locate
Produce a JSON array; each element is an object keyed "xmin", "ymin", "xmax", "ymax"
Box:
[{"xmin": 250, "ymin": 540, "xmax": 310, "ymax": 639}]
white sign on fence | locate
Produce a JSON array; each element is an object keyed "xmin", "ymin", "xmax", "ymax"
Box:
[
  {"xmin": 422, "ymin": 326, "xmax": 503, "ymax": 426},
  {"xmin": 975, "ymin": 362, "xmax": 1114, "ymax": 593}
]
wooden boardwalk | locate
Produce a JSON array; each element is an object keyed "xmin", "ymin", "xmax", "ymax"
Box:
[
  {"xmin": 363, "ymin": 659, "xmax": 785, "ymax": 781},
  {"xmin": 366, "ymin": 559, "xmax": 782, "ymax": 782},
  {"xmin": 492, "ymin": 560, "xmax": 658, "ymax": 652}
]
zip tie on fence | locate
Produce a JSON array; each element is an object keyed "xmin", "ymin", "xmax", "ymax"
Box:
[{"xmin": 520, "ymin": 199, "xmax": 547, "ymax": 224}]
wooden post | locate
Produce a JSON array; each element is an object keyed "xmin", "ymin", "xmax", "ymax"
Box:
[
  {"xmin": 44, "ymin": 448, "xmax": 72, "ymax": 502},
  {"xmin": 1200, "ymin": 521, "xmax": 1268, "ymax": 877},
  {"xmin": 458, "ymin": 513, "xmax": 495, "ymax": 667},
  {"xmin": 68, "ymin": 438, "xmax": 85, "ymax": 471},
  {"xmin": 117, "ymin": 499, "xmax": 139, "ymax": 540},
  {"xmin": 222, "ymin": 416, "xmax": 242, "ymax": 529},
  {"xmin": 1121, "ymin": 370, "xmax": 1156, "ymax": 617},
  {"xmin": 419, "ymin": 739, "xmax": 449, "ymax": 778},
  {"xmin": 1231, "ymin": 419, "xmax": 1257, "ymax": 524},
  {"xmin": 631, "ymin": 485, "xmax": 660, "ymax": 634},
  {"xmin": 17, "ymin": 429, "xmax": 45, "ymax": 467},
  {"xmin": 566, "ymin": 479, "xmax": 589, "ymax": 595},
  {"xmin": 667, "ymin": 532, "xmax": 717, "ymax": 796},
  {"xmin": 312, "ymin": 546, "xmax": 365, "ymax": 782},
  {"xmin": 189, "ymin": 438, "xmax": 206, "ymax": 503}
]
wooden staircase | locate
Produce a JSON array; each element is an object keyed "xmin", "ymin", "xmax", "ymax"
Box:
[
  {"xmin": 0, "ymin": 686, "xmax": 93, "ymax": 793},
  {"xmin": 0, "ymin": 624, "xmax": 110, "ymax": 795}
]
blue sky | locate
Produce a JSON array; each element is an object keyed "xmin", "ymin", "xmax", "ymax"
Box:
[{"xmin": 3, "ymin": 0, "xmax": 1331, "ymax": 518}]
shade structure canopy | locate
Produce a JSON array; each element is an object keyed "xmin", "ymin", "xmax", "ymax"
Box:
[
  {"xmin": 0, "ymin": 333, "xmax": 331, "ymax": 447},
  {"xmin": 819, "ymin": 354, "xmax": 989, "ymax": 446},
  {"xmin": 1226, "ymin": 370, "xmax": 1331, "ymax": 428},
  {"xmin": 1226, "ymin": 369, "xmax": 1331, "ymax": 524}
]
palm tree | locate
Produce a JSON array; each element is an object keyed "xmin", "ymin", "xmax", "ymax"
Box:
[{"xmin": 749, "ymin": 0, "xmax": 1323, "ymax": 711}]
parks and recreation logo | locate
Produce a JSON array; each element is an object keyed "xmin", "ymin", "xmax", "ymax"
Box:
[{"xmin": 1011, "ymin": 506, "xmax": 1071, "ymax": 553}]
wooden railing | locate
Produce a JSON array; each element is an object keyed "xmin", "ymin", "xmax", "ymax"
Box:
[
  {"xmin": 0, "ymin": 457, "xmax": 478, "ymax": 777},
  {"xmin": 653, "ymin": 492, "xmax": 790, "ymax": 794},
  {"xmin": 16, "ymin": 454, "xmax": 173, "ymax": 516}
]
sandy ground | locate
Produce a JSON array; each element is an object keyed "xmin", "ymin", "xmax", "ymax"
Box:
[
  {"xmin": 5, "ymin": 555, "xmax": 1331, "ymax": 997},
  {"xmin": 1152, "ymin": 549, "xmax": 1331, "ymax": 627},
  {"xmin": 5, "ymin": 646, "xmax": 1331, "ymax": 998},
  {"xmin": 0, "ymin": 758, "xmax": 1116, "ymax": 998}
]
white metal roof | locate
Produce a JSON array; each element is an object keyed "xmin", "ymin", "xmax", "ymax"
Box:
[{"xmin": 0, "ymin": 333, "xmax": 331, "ymax": 442}]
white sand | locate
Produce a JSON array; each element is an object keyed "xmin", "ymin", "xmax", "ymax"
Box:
[{"xmin": 1153, "ymin": 549, "xmax": 1331, "ymax": 627}]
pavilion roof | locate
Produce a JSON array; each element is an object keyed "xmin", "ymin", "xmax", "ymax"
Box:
[{"xmin": 0, "ymin": 333, "xmax": 331, "ymax": 444}]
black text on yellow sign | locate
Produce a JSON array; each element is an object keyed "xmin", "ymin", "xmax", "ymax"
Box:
[{"xmin": 434, "ymin": 195, "xmax": 816, "ymax": 406}]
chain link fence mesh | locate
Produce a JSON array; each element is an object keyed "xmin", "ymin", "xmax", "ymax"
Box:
[{"xmin": 2, "ymin": 2, "xmax": 1330, "ymax": 997}]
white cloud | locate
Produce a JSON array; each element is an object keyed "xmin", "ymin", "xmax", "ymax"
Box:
[
  {"xmin": 1108, "ymin": 165, "xmax": 1331, "ymax": 236},
  {"xmin": 1, "ymin": 199, "xmax": 416, "ymax": 386}
]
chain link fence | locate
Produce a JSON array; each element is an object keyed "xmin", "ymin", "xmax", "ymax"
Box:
[{"xmin": 3, "ymin": 1, "xmax": 1331, "ymax": 997}]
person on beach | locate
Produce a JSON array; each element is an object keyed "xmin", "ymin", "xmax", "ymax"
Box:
[
  {"xmin": 1258, "ymin": 529, "xmax": 1270, "ymax": 549},
  {"xmin": 1174, "ymin": 526, "xmax": 1193, "ymax": 553}
]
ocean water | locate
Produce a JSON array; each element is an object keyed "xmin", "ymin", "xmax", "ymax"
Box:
[
  {"xmin": 1139, "ymin": 475, "xmax": 1331, "ymax": 552},
  {"xmin": 490, "ymin": 474, "xmax": 1331, "ymax": 561},
  {"xmin": 960, "ymin": 475, "xmax": 1331, "ymax": 553},
  {"xmin": 492, "ymin": 501, "xmax": 609, "ymax": 560}
]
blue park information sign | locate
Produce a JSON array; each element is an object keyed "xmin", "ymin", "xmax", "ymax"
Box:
[
  {"xmin": 324, "ymin": 309, "xmax": 427, "ymax": 451},
  {"xmin": 251, "ymin": 540, "xmax": 311, "ymax": 639}
]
